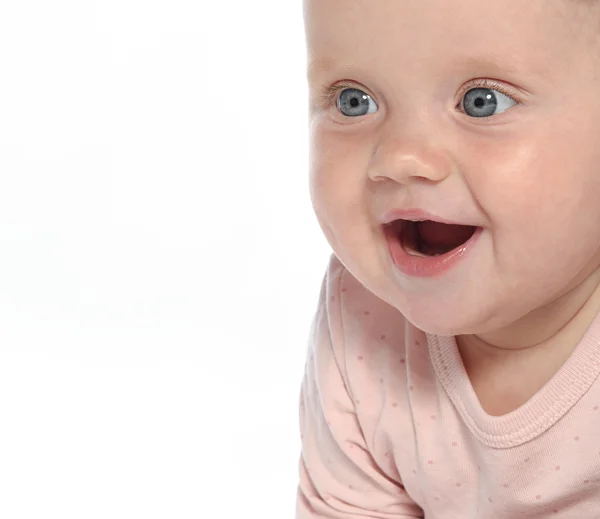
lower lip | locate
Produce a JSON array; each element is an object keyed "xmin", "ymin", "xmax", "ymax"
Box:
[{"xmin": 384, "ymin": 224, "xmax": 483, "ymax": 278}]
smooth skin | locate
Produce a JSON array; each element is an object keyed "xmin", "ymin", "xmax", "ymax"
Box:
[{"xmin": 304, "ymin": 0, "xmax": 600, "ymax": 411}]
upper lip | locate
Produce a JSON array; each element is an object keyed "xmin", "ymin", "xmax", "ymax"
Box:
[{"xmin": 382, "ymin": 209, "xmax": 471, "ymax": 226}]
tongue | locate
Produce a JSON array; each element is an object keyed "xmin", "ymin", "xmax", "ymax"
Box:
[{"xmin": 416, "ymin": 221, "xmax": 475, "ymax": 253}]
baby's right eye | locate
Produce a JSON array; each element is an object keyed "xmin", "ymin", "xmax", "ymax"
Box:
[{"xmin": 336, "ymin": 87, "xmax": 379, "ymax": 118}]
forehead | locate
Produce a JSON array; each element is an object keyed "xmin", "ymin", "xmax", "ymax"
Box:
[{"xmin": 304, "ymin": 0, "xmax": 591, "ymax": 84}]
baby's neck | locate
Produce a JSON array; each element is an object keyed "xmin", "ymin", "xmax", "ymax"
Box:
[
  {"xmin": 458, "ymin": 264, "xmax": 600, "ymax": 360},
  {"xmin": 455, "ymin": 267, "xmax": 600, "ymax": 416}
]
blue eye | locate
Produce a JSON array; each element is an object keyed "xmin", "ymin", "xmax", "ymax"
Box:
[
  {"xmin": 337, "ymin": 88, "xmax": 379, "ymax": 117},
  {"xmin": 461, "ymin": 87, "xmax": 517, "ymax": 118},
  {"xmin": 331, "ymin": 84, "xmax": 516, "ymax": 118}
]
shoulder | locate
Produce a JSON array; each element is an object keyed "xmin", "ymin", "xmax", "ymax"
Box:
[
  {"xmin": 311, "ymin": 255, "xmax": 414, "ymax": 447},
  {"xmin": 323, "ymin": 253, "xmax": 407, "ymax": 339},
  {"xmin": 315, "ymin": 254, "xmax": 409, "ymax": 377}
]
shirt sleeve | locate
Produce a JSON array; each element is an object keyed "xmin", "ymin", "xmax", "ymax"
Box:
[{"xmin": 295, "ymin": 256, "xmax": 424, "ymax": 518}]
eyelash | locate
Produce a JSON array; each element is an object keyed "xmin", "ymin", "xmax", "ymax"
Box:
[{"xmin": 321, "ymin": 78, "xmax": 519, "ymax": 114}]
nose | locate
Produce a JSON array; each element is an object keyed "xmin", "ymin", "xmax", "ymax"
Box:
[{"xmin": 368, "ymin": 135, "xmax": 453, "ymax": 185}]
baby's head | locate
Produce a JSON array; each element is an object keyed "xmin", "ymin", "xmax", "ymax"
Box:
[{"xmin": 303, "ymin": 0, "xmax": 600, "ymax": 339}]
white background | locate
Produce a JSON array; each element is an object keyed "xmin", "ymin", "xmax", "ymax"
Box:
[{"xmin": 0, "ymin": 1, "xmax": 331, "ymax": 517}]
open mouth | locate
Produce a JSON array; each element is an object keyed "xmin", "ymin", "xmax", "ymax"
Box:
[{"xmin": 389, "ymin": 219, "xmax": 478, "ymax": 257}]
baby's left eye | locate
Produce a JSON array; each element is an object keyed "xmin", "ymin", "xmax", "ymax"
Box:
[
  {"xmin": 460, "ymin": 87, "xmax": 517, "ymax": 118},
  {"xmin": 336, "ymin": 88, "xmax": 379, "ymax": 118}
]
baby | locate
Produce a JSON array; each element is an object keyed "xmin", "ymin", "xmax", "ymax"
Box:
[{"xmin": 296, "ymin": 0, "xmax": 600, "ymax": 517}]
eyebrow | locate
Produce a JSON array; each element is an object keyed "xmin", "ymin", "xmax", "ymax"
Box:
[
  {"xmin": 458, "ymin": 56, "xmax": 523, "ymax": 75},
  {"xmin": 307, "ymin": 59, "xmax": 339, "ymax": 81},
  {"xmin": 456, "ymin": 54, "xmax": 552, "ymax": 80},
  {"xmin": 456, "ymin": 54, "xmax": 553, "ymax": 83},
  {"xmin": 307, "ymin": 54, "xmax": 552, "ymax": 82}
]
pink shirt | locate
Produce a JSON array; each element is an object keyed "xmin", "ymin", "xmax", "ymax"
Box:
[{"xmin": 296, "ymin": 254, "xmax": 600, "ymax": 518}]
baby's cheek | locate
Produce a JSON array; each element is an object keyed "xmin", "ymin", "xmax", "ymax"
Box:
[{"xmin": 310, "ymin": 135, "xmax": 368, "ymax": 210}]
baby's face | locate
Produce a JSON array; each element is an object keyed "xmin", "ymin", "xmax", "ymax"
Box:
[{"xmin": 304, "ymin": 0, "xmax": 600, "ymax": 336}]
